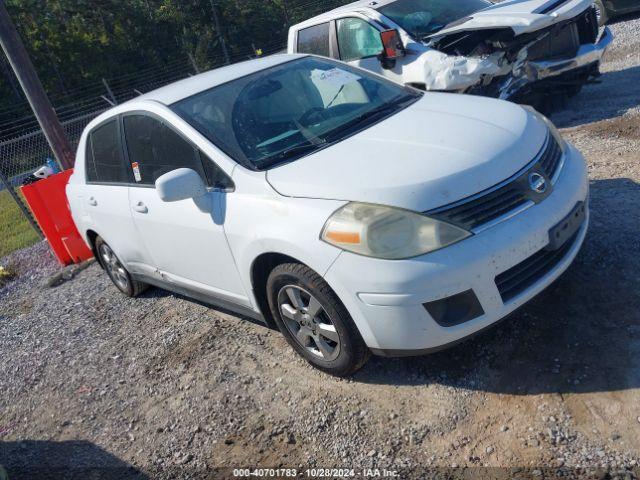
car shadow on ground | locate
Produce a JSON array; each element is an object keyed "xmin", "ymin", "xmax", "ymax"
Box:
[
  {"xmin": 552, "ymin": 65, "xmax": 640, "ymax": 128},
  {"xmin": 353, "ymin": 177, "xmax": 640, "ymax": 395},
  {"xmin": 0, "ymin": 440, "xmax": 146, "ymax": 479},
  {"xmin": 139, "ymin": 286, "xmax": 274, "ymax": 330}
]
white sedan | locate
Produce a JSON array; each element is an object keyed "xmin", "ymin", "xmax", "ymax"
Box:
[{"xmin": 68, "ymin": 54, "xmax": 589, "ymax": 376}]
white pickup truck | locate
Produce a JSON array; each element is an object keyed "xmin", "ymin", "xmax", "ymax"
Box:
[{"xmin": 287, "ymin": 0, "xmax": 613, "ymax": 103}]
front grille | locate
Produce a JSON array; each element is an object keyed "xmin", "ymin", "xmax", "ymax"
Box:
[
  {"xmin": 495, "ymin": 231, "xmax": 579, "ymax": 303},
  {"xmin": 429, "ymin": 135, "xmax": 563, "ymax": 231},
  {"xmin": 577, "ymin": 7, "xmax": 599, "ymax": 44},
  {"xmin": 527, "ymin": 22, "xmax": 580, "ymax": 61},
  {"xmin": 528, "ymin": 5, "xmax": 598, "ymax": 62},
  {"xmin": 538, "ymin": 133, "xmax": 563, "ymax": 179},
  {"xmin": 430, "ymin": 181, "xmax": 529, "ymax": 231}
]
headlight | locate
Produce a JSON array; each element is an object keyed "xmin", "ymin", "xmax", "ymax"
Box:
[
  {"xmin": 321, "ymin": 202, "xmax": 471, "ymax": 260},
  {"xmin": 522, "ymin": 105, "xmax": 567, "ymax": 153}
]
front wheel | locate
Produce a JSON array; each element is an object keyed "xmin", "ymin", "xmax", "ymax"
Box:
[{"xmin": 266, "ymin": 263, "xmax": 369, "ymax": 376}]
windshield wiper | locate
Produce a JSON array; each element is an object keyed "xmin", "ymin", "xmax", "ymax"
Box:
[
  {"xmin": 419, "ymin": 24, "xmax": 447, "ymax": 40},
  {"xmin": 337, "ymin": 100, "xmax": 403, "ymax": 132},
  {"xmin": 257, "ymin": 97, "xmax": 417, "ymax": 169},
  {"xmin": 351, "ymin": 103, "xmax": 395, "ymax": 124},
  {"xmin": 260, "ymin": 139, "xmax": 327, "ymax": 167},
  {"xmin": 279, "ymin": 104, "xmax": 398, "ymax": 161},
  {"xmin": 320, "ymin": 95, "xmax": 418, "ymax": 144}
]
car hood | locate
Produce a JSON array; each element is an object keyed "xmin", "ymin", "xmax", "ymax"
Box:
[
  {"xmin": 266, "ymin": 93, "xmax": 548, "ymax": 213},
  {"xmin": 431, "ymin": 0, "xmax": 593, "ymax": 37}
]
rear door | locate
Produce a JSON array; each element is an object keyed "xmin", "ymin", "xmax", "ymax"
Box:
[
  {"xmin": 122, "ymin": 112, "xmax": 250, "ymax": 307},
  {"xmin": 295, "ymin": 21, "xmax": 335, "ymax": 58},
  {"xmin": 84, "ymin": 118, "xmax": 150, "ymax": 271}
]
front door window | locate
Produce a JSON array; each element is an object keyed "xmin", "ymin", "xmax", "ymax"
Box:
[{"xmin": 336, "ymin": 18, "xmax": 383, "ymax": 62}]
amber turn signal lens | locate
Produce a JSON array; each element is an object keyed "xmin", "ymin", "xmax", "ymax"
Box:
[{"xmin": 324, "ymin": 231, "xmax": 361, "ymax": 244}]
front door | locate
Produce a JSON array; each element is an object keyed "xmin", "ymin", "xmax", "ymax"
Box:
[
  {"xmin": 336, "ymin": 17, "xmax": 404, "ymax": 83},
  {"xmin": 121, "ymin": 113, "xmax": 249, "ymax": 307}
]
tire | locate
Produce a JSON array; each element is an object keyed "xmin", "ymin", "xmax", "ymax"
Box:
[
  {"xmin": 594, "ymin": 0, "xmax": 609, "ymax": 25},
  {"xmin": 95, "ymin": 236, "xmax": 148, "ymax": 297},
  {"xmin": 266, "ymin": 263, "xmax": 369, "ymax": 376}
]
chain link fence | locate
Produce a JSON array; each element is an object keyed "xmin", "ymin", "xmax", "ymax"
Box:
[
  {"xmin": 0, "ymin": 110, "xmax": 107, "ymax": 186},
  {"xmin": 0, "ymin": 109, "xmax": 109, "ymax": 244}
]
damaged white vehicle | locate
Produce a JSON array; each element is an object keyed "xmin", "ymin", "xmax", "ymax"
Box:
[{"xmin": 287, "ymin": 0, "xmax": 613, "ymax": 103}]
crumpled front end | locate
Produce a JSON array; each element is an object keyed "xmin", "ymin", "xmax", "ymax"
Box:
[
  {"xmin": 421, "ymin": 6, "xmax": 612, "ymax": 101},
  {"xmin": 498, "ymin": 25, "xmax": 612, "ymax": 99},
  {"xmin": 421, "ymin": 51, "xmax": 511, "ymax": 91}
]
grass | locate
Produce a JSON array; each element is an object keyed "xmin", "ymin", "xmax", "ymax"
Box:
[{"xmin": 0, "ymin": 189, "xmax": 40, "ymax": 258}]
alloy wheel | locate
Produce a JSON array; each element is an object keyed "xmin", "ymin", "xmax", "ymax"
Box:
[
  {"xmin": 99, "ymin": 243, "xmax": 130, "ymax": 291},
  {"xmin": 277, "ymin": 285, "xmax": 341, "ymax": 361}
]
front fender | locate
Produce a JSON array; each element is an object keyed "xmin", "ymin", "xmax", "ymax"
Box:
[{"xmin": 224, "ymin": 188, "xmax": 346, "ymax": 311}]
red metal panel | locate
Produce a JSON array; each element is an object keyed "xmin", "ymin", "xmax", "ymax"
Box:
[{"xmin": 20, "ymin": 169, "xmax": 93, "ymax": 266}]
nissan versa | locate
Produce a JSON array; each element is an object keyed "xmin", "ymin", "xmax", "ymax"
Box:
[{"xmin": 68, "ymin": 55, "xmax": 589, "ymax": 376}]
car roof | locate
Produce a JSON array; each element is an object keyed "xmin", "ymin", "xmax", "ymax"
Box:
[
  {"xmin": 291, "ymin": 0, "xmax": 397, "ymax": 27},
  {"xmin": 83, "ymin": 54, "xmax": 306, "ymax": 135},
  {"xmin": 134, "ymin": 53, "xmax": 302, "ymax": 105}
]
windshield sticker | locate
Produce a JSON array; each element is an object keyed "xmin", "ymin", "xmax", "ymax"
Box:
[{"xmin": 310, "ymin": 68, "xmax": 361, "ymax": 88}]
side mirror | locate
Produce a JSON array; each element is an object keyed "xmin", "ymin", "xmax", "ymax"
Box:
[
  {"xmin": 378, "ymin": 29, "xmax": 405, "ymax": 69},
  {"xmin": 155, "ymin": 168, "xmax": 208, "ymax": 202}
]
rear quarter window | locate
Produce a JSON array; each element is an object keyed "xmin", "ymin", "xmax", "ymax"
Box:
[{"xmin": 297, "ymin": 22, "xmax": 331, "ymax": 57}]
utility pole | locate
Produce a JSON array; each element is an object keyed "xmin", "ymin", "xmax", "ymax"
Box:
[
  {"xmin": 0, "ymin": 0, "xmax": 74, "ymax": 170},
  {"xmin": 209, "ymin": 0, "xmax": 230, "ymax": 65}
]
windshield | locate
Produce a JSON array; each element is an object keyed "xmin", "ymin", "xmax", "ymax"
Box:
[
  {"xmin": 378, "ymin": 0, "xmax": 491, "ymax": 38},
  {"xmin": 171, "ymin": 57, "xmax": 420, "ymax": 170}
]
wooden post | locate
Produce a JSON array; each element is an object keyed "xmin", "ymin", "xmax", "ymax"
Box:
[{"xmin": 102, "ymin": 78, "xmax": 117, "ymax": 105}]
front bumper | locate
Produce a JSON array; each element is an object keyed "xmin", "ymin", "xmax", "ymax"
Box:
[
  {"xmin": 500, "ymin": 27, "xmax": 613, "ymax": 99},
  {"xmin": 324, "ymin": 143, "xmax": 589, "ymax": 354}
]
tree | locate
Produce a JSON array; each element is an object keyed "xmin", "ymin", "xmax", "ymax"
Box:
[{"xmin": 0, "ymin": 0, "xmax": 353, "ymax": 131}]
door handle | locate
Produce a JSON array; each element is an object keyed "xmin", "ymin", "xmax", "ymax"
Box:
[
  {"xmin": 132, "ymin": 201, "xmax": 148, "ymax": 214},
  {"xmin": 88, "ymin": 197, "xmax": 97, "ymax": 207}
]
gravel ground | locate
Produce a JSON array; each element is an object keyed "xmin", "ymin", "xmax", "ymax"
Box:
[{"xmin": 1, "ymin": 15, "xmax": 640, "ymax": 480}]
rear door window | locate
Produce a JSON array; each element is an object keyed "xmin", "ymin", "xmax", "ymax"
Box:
[
  {"xmin": 123, "ymin": 114, "xmax": 225, "ymax": 187},
  {"xmin": 297, "ymin": 22, "xmax": 331, "ymax": 57},
  {"xmin": 86, "ymin": 119, "xmax": 129, "ymax": 184}
]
